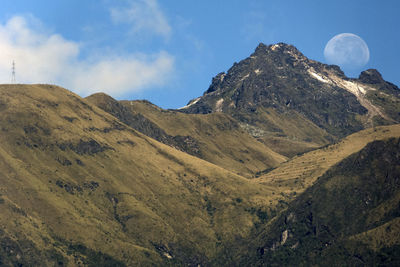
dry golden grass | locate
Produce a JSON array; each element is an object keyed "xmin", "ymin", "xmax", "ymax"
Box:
[
  {"xmin": 0, "ymin": 84, "xmax": 287, "ymax": 265},
  {"xmin": 256, "ymin": 124, "xmax": 400, "ymax": 196},
  {"xmin": 118, "ymin": 99, "xmax": 287, "ymax": 177},
  {"xmin": 1, "ymin": 84, "xmax": 398, "ymax": 265},
  {"xmin": 230, "ymin": 107, "xmax": 334, "ymax": 157}
]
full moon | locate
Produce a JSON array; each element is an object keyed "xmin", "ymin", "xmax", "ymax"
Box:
[{"xmin": 324, "ymin": 33, "xmax": 370, "ymax": 70}]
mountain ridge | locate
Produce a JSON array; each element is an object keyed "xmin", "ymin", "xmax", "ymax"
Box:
[
  {"xmin": 179, "ymin": 42, "xmax": 399, "ymax": 136},
  {"xmin": 242, "ymin": 137, "xmax": 400, "ymax": 266},
  {"xmin": 0, "ymin": 42, "xmax": 399, "ymax": 266},
  {"xmin": 86, "ymin": 92, "xmax": 287, "ymax": 177},
  {"xmin": 0, "ymin": 84, "xmax": 293, "ymax": 266}
]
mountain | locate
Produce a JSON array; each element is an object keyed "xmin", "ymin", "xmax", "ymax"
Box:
[
  {"xmin": 86, "ymin": 93, "xmax": 286, "ymax": 178},
  {"xmin": 87, "ymin": 42, "xmax": 400, "ymax": 162},
  {"xmin": 1, "ymin": 42, "xmax": 400, "ymax": 266},
  {"xmin": 0, "ymin": 84, "xmax": 288, "ymax": 266},
  {"xmin": 179, "ymin": 43, "xmax": 400, "ymax": 156},
  {"xmin": 241, "ymin": 137, "xmax": 400, "ymax": 266},
  {"xmin": 256, "ymin": 124, "xmax": 400, "ymax": 195}
]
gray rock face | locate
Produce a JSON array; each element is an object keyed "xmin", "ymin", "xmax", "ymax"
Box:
[
  {"xmin": 359, "ymin": 69, "xmax": 385, "ymax": 84},
  {"xmin": 179, "ymin": 43, "xmax": 399, "ymax": 138}
]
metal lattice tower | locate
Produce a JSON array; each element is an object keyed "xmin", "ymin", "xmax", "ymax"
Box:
[{"xmin": 11, "ymin": 60, "xmax": 16, "ymax": 83}]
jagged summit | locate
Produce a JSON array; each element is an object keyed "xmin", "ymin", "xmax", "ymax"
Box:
[
  {"xmin": 205, "ymin": 43, "xmax": 305, "ymax": 95},
  {"xmin": 179, "ymin": 43, "xmax": 400, "ymax": 141},
  {"xmin": 254, "ymin": 42, "xmax": 305, "ymax": 58},
  {"xmin": 359, "ymin": 69, "xmax": 385, "ymax": 84}
]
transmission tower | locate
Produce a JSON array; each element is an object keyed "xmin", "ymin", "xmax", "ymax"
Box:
[{"xmin": 11, "ymin": 60, "xmax": 16, "ymax": 83}]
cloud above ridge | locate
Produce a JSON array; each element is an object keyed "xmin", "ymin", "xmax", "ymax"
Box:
[
  {"xmin": 0, "ymin": 15, "xmax": 175, "ymax": 97},
  {"xmin": 111, "ymin": 0, "xmax": 171, "ymax": 40}
]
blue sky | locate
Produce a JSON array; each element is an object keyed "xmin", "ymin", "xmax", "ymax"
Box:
[{"xmin": 0, "ymin": 0, "xmax": 398, "ymax": 108}]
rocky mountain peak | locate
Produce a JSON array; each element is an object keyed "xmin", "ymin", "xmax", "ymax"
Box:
[
  {"xmin": 254, "ymin": 42, "xmax": 304, "ymax": 57},
  {"xmin": 252, "ymin": 42, "xmax": 308, "ymax": 67},
  {"xmin": 204, "ymin": 72, "xmax": 226, "ymax": 94},
  {"xmin": 358, "ymin": 69, "xmax": 384, "ymax": 84},
  {"xmin": 179, "ymin": 43, "xmax": 400, "ymax": 139},
  {"xmin": 203, "ymin": 43, "xmax": 308, "ymax": 96}
]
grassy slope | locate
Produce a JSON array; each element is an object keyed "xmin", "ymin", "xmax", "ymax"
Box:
[
  {"xmin": 0, "ymin": 84, "xmax": 285, "ymax": 266},
  {"xmin": 242, "ymin": 137, "xmax": 400, "ymax": 266},
  {"xmin": 1, "ymin": 84, "xmax": 399, "ymax": 266},
  {"xmin": 98, "ymin": 96, "xmax": 287, "ymax": 178},
  {"xmin": 233, "ymin": 107, "xmax": 334, "ymax": 158},
  {"xmin": 256, "ymin": 124, "xmax": 400, "ymax": 197}
]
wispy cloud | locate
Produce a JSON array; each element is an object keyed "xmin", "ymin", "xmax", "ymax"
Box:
[
  {"xmin": 0, "ymin": 15, "xmax": 175, "ymax": 97},
  {"xmin": 240, "ymin": 4, "xmax": 280, "ymax": 44},
  {"xmin": 110, "ymin": 0, "xmax": 171, "ymax": 40}
]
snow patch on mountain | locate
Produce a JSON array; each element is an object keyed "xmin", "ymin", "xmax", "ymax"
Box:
[{"xmin": 179, "ymin": 97, "xmax": 200, "ymax": 109}]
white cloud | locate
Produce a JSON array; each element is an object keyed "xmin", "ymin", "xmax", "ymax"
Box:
[
  {"xmin": 70, "ymin": 52, "xmax": 174, "ymax": 96},
  {"xmin": 0, "ymin": 15, "xmax": 175, "ymax": 97},
  {"xmin": 111, "ymin": 0, "xmax": 171, "ymax": 39}
]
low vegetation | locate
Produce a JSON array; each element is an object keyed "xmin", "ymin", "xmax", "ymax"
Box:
[{"xmin": 1, "ymin": 44, "xmax": 400, "ymax": 266}]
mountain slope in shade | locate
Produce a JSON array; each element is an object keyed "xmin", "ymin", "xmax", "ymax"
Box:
[
  {"xmin": 0, "ymin": 84, "xmax": 288, "ymax": 266},
  {"xmin": 241, "ymin": 137, "xmax": 400, "ymax": 266},
  {"xmin": 86, "ymin": 92, "xmax": 286, "ymax": 178},
  {"xmin": 179, "ymin": 43, "xmax": 400, "ymax": 156}
]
